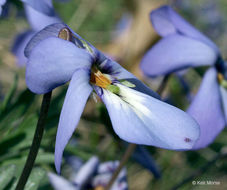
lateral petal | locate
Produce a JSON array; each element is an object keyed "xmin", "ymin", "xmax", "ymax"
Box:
[{"xmin": 55, "ymin": 69, "xmax": 92, "ymax": 173}]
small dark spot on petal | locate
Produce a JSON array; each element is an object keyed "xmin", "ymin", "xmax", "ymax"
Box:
[{"xmin": 184, "ymin": 137, "xmax": 191, "ymax": 143}]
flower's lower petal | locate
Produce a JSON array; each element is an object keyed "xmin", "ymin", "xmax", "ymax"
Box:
[
  {"xmin": 55, "ymin": 69, "xmax": 92, "ymax": 173},
  {"xmin": 12, "ymin": 30, "xmax": 35, "ymax": 67},
  {"xmin": 48, "ymin": 173, "xmax": 78, "ymax": 190},
  {"xmin": 71, "ymin": 156, "xmax": 99, "ymax": 187},
  {"xmin": 150, "ymin": 6, "xmax": 218, "ymax": 51},
  {"xmin": 187, "ymin": 68, "xmax": 225, "ymax": 149},
  {"xmin": 21, "ymin": 0, "xmax": 55, "ymax": 16},
  {"xmin": 26, "ymin": 37, "xmax": 92, "ymax": 94},
  {"xmin": 220, "ymin": 86, "xmax": 227, "ymax": 124},
  {"xmin": 25, "ymin": 4, "xmax": 61, "ymax": 31},
  {"xmin": 140, "ymin": 34, "xmax": 217, "ymax": 77},
  {"xmin": 102, "ymin": 84, "xmax": 200, "ymax": 150}
]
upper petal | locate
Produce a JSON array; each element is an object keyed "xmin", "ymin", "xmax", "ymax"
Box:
[
  {"xmin": 102, "ymin": 84, "xmax": 200, "ymax": 150},
  {"xmin": 187, "ymin": 68, "xmax": 225, "ymax": 149},
  {"xmin": 21, "ymin": 0, "xmax": 55, "ymax": 16},
  {"xmin": 150, "ymin": 5, "xmax": 218, "ymax": 51},
  {"xmin": 55, "ymin": 69, "xmax": 92, "ymax": 173},
  {"xmin": 26, "ymin": 37, "xmax": 93, "ymax": 94},
  {"xmin": 140, "ymin": 34, "xmax": 217, "ymax": 77}
]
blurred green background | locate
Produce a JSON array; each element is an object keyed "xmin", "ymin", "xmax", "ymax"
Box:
[{"xmin": 0, "ymin": 0, "xmax": 226, "ymax": 189}]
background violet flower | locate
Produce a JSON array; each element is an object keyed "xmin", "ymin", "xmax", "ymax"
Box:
[{"xmin": 140, "ymin": 5, "xmax": 226, "ymax": 149}]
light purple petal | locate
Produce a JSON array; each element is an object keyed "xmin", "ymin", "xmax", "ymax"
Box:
[
  {"xmin": 12, "ymin": 30, "xmax": 35, "ymax": 67},
  {"xmin": 55, "ymin": 69, "xmax": 92, "ymax": 173},
  {"xmin": 26, "ymin": 37, "xmax": 93, "ymax": 94},
  {"xmin": 21, "ymin": 0, "xmax": 55, "ymax": 16},
  {"xmin": 48, "ymin": 173, "xmax": 77, "ymax": 190},
  {"xmin": 102, "ymin": 84, "xmax": 200, "ymax": 150},
  {"xmin": 220, "ymin": 86, "xmax": 227, "ymax": 124},
  {"xmin": 25, "ymin": 4, "xmax": 61, "ymax": 31},
  {"xmin": 150, "ymin": 5, "xmax": 218, "ymax": 51},
  {"xmin": 71, "ymin": 156, "xmax": 99, "ymax": 187},
  {"xmin": 140, "ymin": 34, "xmax": 217, "ymax": 77},
  {"xmin": 187, "ymin": 68, "xmax": 225, "ymax": 149}
]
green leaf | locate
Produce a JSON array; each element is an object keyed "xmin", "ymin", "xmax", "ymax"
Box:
[
  {"xmin": 9, "ymin": 168, "xmax": 46, "ymax": 190},
  {"xmin": 24, "ymin": 168, "xmax": 46, "ymax": 190},
  {"xmin": 0, "ymin": 74, "xmax": 18, "ymax": 115},
  {"xmin": 0, "ymin": 165, "xmax": 16, "ymax": 190}
]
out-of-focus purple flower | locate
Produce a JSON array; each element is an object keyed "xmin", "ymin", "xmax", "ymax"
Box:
[
  {"xmin": 12, "ymin": 0, "xmax": 61, "ymax": 66},
  {"xmin": 140, "ymin": 5, "xmax": 226, "ymax": 149},
  {"xmin": 0, "ymin": 0, "xmax": 6, "ymax": 14},
  {"xmin": 25, "ymin": 23, "xmax": 200, "ymax": 172},
  {"xmin": 48, "ymin": 156, "xmax": 128, "ymax": 190}
]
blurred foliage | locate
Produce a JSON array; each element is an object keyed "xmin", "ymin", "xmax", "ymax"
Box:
[{"xmin": 0, "ymin": 0, "xmax": 227, "ymax": 190}]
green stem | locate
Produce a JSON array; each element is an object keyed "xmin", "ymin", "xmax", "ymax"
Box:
[
  {"xmin": 15, "ymin": 92, "xmax": 52, "ymax": 190},
  {"xmin": 105, "ymin": 76, "xmax": 170, "ymax": 190}
]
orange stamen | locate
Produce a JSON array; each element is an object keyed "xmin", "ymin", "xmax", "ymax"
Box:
[
  {"xmin": 90, "ymin": 67, "xmax": 111, "ymax": 89},
  {"xmin": 217, "ymin": 73, "xmax": 224, "ymax": 83}
]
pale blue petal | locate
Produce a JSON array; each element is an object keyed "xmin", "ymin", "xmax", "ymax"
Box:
[
  {"xmin": 150, "ymin": 5, "xmax": 219, "ymax": 51},
  {"xmin": 48, "ymin": 173, "xmax": 78, "ymax": 190},
  {"xmin": 187, "ymin": 68, "xmax": 225, "ymax": 149},
  {"xmin": 55, "ymin": 69, "xmax": 92, "ymax": 173},
  {"xmin": 26, "ymin": 37, "xmax": 92, "ymax": 94},
  {"xmin": 141, "ymin": 34, "xmax": 217, "ymax": 77},
  {"xmin": 102, "ymin": 84, "xmax": 200, "ymax": 150}
]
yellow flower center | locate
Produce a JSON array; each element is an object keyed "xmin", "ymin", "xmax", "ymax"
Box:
[
  {"xmin": 217, "ymin": 73, "xmax": 224, "ymax": 83},
  {"xmin": 90, "ymin": 67, "xmax": 112, "ymax": 89}
]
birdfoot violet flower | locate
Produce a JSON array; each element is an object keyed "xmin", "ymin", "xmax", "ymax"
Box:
[
  {"xmin": 140, "ymin": 5, "xmax": 226, "ymax": 149},
  {"xmin": 25, "ymin": 23, "xmax": 200, "ymax": 172}
]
